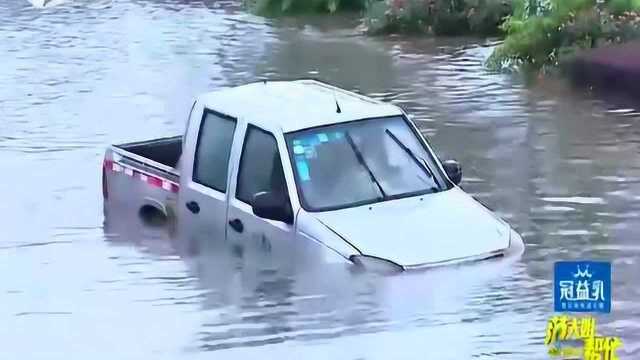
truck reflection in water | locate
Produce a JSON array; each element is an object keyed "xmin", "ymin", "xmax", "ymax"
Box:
[
  {"xmin": 104, "ymin": 200, "xmax": 386, "ymax": 349},
  {"xmin": 103, "ymin": 200, "xmax": 526, "ymax": 352}
]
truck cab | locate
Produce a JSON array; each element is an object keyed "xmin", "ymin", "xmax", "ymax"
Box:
[{"xmin": 103, "ymin": 79, "xmax": 524, "ymax": 272}]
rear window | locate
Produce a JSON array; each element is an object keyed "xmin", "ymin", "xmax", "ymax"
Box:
[{"xmin": 193, "ymin": 110, "xmax": 236, "ymax": 192}]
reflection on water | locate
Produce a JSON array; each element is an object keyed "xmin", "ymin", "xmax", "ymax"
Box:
[
  {"xmin": 102, "ymin": 202, "xmax": 533, "ymax": 356},
  {"xmin": 1, "ymin": 0, "xmax": 639, "ymax": 358}
]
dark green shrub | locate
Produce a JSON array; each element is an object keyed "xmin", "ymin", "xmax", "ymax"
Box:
[
  {"xmin": 608, "ymin": 0, "xmax": 640, "ymax": 15},
  {"xmin": 364, "ymin": 0, "xmax": 512, "ymax": 35},
  {"xmin": 247, "ymin": 0, "xmax": 367, "ymax": 15},
  {"xmin": 467, "ymin": 0, "xmax": 513, "ymax": 34},
  {"xmin": 364, "ymin": 0, "xmax": 431, "ymax": 34}
]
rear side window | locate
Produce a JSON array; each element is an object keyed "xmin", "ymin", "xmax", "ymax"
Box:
[
  {"xmin": 236, "ymin": 126, "xmax": 287, "ymax": 204},
  {"xmin": 193, "ymin": 111, "xmax": 236, "ymax": 192}
]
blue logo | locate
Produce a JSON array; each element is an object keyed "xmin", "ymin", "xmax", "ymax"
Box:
[{"xmin": 554, "ymin": 261, "xmax": 611, "ymax": 313}]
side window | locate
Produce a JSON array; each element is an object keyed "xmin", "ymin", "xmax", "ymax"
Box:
[
  {"xmin": 193, "ymin": 111, "xmax": 236, "ymax": 192},
  {"xmin": 236, "ymin": 126, "xmax": 287, "ymax": 204}
]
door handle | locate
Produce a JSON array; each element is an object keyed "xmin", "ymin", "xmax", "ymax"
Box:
[
  {"xmin": 185, "ymin": 201, "xmax": 200, "ymax": 214},
  {"xmin": 228, "ymin": 218, "xmax": 244, "ymax": 233}
]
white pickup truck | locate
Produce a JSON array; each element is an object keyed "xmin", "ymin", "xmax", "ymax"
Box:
[{"xmin": 103, "ymin": 79, "xmax": 524, "ymax": 272}]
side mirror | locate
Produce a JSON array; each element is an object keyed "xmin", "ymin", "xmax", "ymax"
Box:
[
  {"xmin": 252, "ymin": 191, "xmax": 293, "ymax": 224},
  {"xmin": 443, "ymin": 159, "xmax": 462, "ymax": 185}
]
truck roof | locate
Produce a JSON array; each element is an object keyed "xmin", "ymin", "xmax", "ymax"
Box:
[{"xmin": 197, "ymin": 79, "xmax": 404, "ymax": 133}]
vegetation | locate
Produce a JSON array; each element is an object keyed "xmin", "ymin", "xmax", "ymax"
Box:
[
  {"xmin": 247, "ymin": 0, "xmax": 640, "ymax": 72},
  {"xmin": 363, "ymin": 0, "xmax": 513, "ymax": 35},
  {"xmin": 247, "ymin": 0, "xmax": 512, "ymax": 34},
  {"xmin": 488, "ymin": 0, "xmax": 640, "ymax": 71},
  {"xmin": 246, "ymin": 0, "xmax": 367, "ymax": 15}
]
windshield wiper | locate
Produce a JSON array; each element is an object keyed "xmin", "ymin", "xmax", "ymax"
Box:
[
  {"xmin": 384, "ymin": 129, "xmax": 441, "ymax": 189},
  {"xmin": 345, "ymin": 131, "xmax": 387, "ymax": 200}
]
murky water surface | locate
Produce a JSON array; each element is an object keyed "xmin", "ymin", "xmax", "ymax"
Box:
[{"xmin": 2, "ymin": 0, "xmax": 639, "ymax": 359}]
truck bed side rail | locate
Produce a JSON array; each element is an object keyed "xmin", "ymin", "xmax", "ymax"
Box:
[{"xmin": 106, "ymin": 146, "xmax": 180, "ymax": 193}]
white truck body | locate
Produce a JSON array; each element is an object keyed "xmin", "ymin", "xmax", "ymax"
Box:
[{"xmin": 103, "ymin": 80, "xmax": 524, "ymax": 272}]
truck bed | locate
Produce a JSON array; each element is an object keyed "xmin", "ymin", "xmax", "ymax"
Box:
[
  {"xmin": 116, "ymin": 136, "xmax": 182, "ymax": 169},
  {"xmin": 104, "ymin": 136, "xmax": 182, "ymax": 221},
  {"xmin": 109, "ymin": 136, "xmax": 182, "ymax": 183}
]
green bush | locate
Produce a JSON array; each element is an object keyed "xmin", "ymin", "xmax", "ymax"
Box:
[
  {"xmin": 363, "ymin": 0, "xmax": 512, "ymax": 35},
  {"xmin": 364, "ymin": 0, "xmax": 430, "ymax": 34},
  {"xmin": 488, "ymin": 0, "xmax": 640, "ymax": 70},
  {"xmin": 247, "ymin": 0, "xmax": 367, "ymax": 15},
  {"xmin": 609, "ymin": 0, "xmax": 640, "ymax": 15},
  {"xmin": 468, "ymin": 0, "xmax": 516, "ymax": 34}
]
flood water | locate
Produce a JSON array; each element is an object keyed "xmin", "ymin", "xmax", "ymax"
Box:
[{"xmin": 2, "ymin": 0, "xmax": 639, "ymax": 358}]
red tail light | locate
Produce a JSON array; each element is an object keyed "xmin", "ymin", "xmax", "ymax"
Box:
[{"xmin": 146, "ymin": 175, "xmax": 163, "ymax": 188}]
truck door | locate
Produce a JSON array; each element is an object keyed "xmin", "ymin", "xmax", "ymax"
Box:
[
  {"xmin": 179, "ymin": 108, "xmax": 238, "ymax": 253},
  {"xmin": 226, "ymin": 124, "xmax": 296, "ymax": 268}
]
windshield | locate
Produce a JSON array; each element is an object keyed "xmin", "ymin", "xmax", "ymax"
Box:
[{"xmin": 285, "ymin": 116, "xmax": 448, "ymax": 211}]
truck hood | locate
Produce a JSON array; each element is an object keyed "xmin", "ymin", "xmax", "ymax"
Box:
[{"xmin": 311, "ymin": 187, "xmax": 510, "ymax": 267}]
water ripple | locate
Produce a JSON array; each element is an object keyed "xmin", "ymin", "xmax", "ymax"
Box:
[{"xmin": 1, "ymin": 1, "xmax": 639, "ymax": 358}]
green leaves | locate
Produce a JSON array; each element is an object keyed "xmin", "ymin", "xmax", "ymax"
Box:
[
  {"xmin": 327, "ymin": 0, "xmax": 340, "ymax": 12},
  {"xmin": 281, "ymin": 0, "xmax": 293, "ymax": 12},
  {"xmin": 248, "ymin": 0, "xmax": 368, "ymax": 15},
  {"xmin": 489, "ymin": 0, "xmax": 640, "ymax": 71},
  {"xmin": 364, "ymin": 0, "xmax": 512, "ymax": 35}
]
